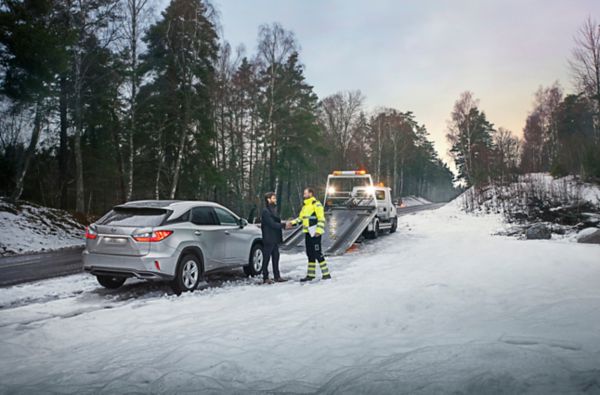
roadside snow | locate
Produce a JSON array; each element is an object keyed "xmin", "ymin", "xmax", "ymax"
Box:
[
  {"xmin": 0, "ymin": 204, "xmax": 599, "ymax": 393},
  {"xmin": 0, "ymin": 198, "xmax": 84, "ymax": 256},
  {"xmin": 400, "ymin": 195, "xmax": 432, "ymax": 207}
]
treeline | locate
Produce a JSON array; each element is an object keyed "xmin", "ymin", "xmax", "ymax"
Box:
[
  {"xmin": 446, "ymin": 17, "xmax": 600, "ymax": 189},
  {"xmin": 0, "ymin": 0, "xmax": 456, "ymax": 218}
]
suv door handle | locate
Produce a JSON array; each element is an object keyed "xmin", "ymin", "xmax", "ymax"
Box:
[
  {"xmin": 224, "ymin": 231, "xmax": 230, "ymax": 235},
  {"xmin": 194, "ymin": 231, "xmax": 202, "ymax": 236}
]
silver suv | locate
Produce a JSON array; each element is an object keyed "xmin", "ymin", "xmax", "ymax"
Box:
[{"xmin": 83, "ymin": 200, "xmax": 264, "ymax": 293}]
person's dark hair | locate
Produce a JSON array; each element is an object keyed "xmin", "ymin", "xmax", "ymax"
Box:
[
  {"xmin": 305, "ymin": 188, "xmax": 315, "ymax": 196},
  {"xmin": 264, "ymin": 192, "xmax": 276, "ymax": 205}
]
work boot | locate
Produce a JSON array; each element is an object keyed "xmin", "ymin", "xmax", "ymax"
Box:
[
  {"xmin": 300, "ymin": 276, "xmax": 314, "ymax": 282},
  {"xmin": 322, "ymin": 274, "xmax": 332, "ymax": 280},
  {"xmin": 274, "ymin": 277, "xmax": 288, "ymax": 283},
  {"xmin": 263, "ymin": 278, "xmax": 274, "ymax": 285}
]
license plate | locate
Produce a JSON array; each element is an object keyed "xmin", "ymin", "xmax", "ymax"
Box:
[{"xmin": 105, "ymin": 237, "xmax": 127, "ymax": 245}]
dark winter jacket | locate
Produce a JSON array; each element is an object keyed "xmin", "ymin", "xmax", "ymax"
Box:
[{"xmin": 261, "ymin": 205, "xmax": 284, "ymax": 245}]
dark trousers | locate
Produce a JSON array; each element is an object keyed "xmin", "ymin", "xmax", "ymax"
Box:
[
  {"xmin": 262, "ymin": 243, "xmax": 281, "ymax": 280},
  {"xmin": 305, "ymin": 234, "xmax": 325, "ymax": 263}
]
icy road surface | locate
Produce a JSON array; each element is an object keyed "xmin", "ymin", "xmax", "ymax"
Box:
[{"xmin": 1, "ymin": 203, "xmax": 600, "ymax": 394}]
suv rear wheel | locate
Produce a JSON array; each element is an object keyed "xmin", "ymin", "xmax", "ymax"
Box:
[
  {"xmin": 96, "ymin": 275, "xmax": 126, "ymax": 289},
  {"xmin": 171, "ymin": 254, "xmax": 202, "ymax": 295},
  {"xmin": 243, "ymin": 243, "xmax": 263, "ymax": 277}
]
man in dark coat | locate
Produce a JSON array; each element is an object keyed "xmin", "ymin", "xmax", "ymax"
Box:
[{"xmin": 261, "ymin": 192, "xmax": 288, "ymax": 284}]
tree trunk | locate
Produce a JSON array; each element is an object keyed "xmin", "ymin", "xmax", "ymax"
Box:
[
  {"xmin": 12, "ymin": 104, "xmax": 43, "ymax": 201},
  {"xmin": 170, "ymin": 93, "xmax": 190, "ymax": 199},
  {"xmin": 58, "ymin": 75, "xmax": 69, "ymax": 209},
  {"xmin": 73, "ymin": 31, "xmax": 85, "ymax": 213}
]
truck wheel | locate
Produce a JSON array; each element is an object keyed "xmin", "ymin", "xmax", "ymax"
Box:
[
  {"xmin": 243, "ymin": 243, "xmax": 263, "ymax": 277},
  {"xmin": 390, "ymin": 217, "xmax": 398, "ymax": 233},
  {"xmin": 96, "ymin": 275, "xmax": 126, "ymax": 289},
  {"xmin": 364, "ymin": 220, "xmax": 380, "ymax": 240},
  {"xmin": 171, "ymin": 254, "xmax": 202, "ymax": 295}
]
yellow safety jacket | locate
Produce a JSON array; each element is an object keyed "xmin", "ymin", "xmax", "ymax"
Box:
[{"xmin": 291, "ymin": 197, "xmax": 325, "ymax": 236}]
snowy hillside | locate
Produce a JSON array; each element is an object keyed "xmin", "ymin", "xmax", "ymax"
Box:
[
  {"xmin": 459, "ymin": 174, "xmax": 600, "ymax": 236},
  {"xmin": 0, "ymin": 198, "xmax": 85, "ymax": 256},
  {"xmin": 1, "ymin": 203, "xmax": 599, "ymax": 393}
]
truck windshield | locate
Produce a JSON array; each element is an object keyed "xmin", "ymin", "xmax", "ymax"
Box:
[{"xmin": 326, "ymin": 177, "xmax": 375, "ymax": 208}]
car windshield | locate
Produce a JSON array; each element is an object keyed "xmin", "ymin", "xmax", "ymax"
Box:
[{"xmin": 98, "ymin": 207, "xmax": 168, "ymax": 227}]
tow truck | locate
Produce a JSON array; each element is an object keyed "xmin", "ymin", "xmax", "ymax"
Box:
[{"xmin": 282, "ymin": 170, "xmax": 397, "ymax": 255}]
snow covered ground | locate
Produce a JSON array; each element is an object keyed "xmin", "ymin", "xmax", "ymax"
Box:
[
  {"xmin": 0, "ymin": 198, "xmax": 85, "ymax": 256},
  {"xmin": 401, "ymin": 195, "xmax": 432, "ymax": 207},
  {"xmin": 1, "ymin": 203, "xmax": 599, "ymax": 394}
]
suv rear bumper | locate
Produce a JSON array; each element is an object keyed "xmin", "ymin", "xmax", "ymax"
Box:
[{"xmin": 82, "ymin": 250, "xmax": 177, "ymax": 280}]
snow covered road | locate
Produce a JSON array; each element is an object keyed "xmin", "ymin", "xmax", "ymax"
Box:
[{"xmin": 1, "ymin": 203, "xmax": 599, "ymax": 394}]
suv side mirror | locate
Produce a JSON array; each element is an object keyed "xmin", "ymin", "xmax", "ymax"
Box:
[{"xmin": 239, "ymin": 218, "xmax": 248, "ymax": 228}]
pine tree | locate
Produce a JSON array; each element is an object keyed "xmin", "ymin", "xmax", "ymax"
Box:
[{"xmin": 141, "ymin": 0, "xmax": 219, "ymax": 199}]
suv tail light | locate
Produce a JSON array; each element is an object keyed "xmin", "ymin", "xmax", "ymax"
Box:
[
  {"xmin": 85, "ymin": 226, "xmax": 98, "ymax": 240},
  {"xmin": 133, "ymin": 230, "xmax": 173, "ymax": 242}
]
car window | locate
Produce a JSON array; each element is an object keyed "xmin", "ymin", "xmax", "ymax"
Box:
[
  {"xmin": 214, "ymin": 207, "xmax": 238, "ymax": 226},
  {"xmin": 166, "ymin": 210, "xmax": 190, "ymax": 224},
  {"xmin": 99, "ymin": 208, "xmax": 168, "ymax": 227},
  {"xmin": 191, "ymin": 207, "xmax": 217, "ymax": 225},
  {"xmin": 375, "ymin": 190, "xmax": 386, "ymax": 201}
]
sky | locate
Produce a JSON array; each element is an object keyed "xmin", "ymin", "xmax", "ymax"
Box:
[{"xmin": 162, "ymin": 0, "xmax": 600, "ymax": 167}]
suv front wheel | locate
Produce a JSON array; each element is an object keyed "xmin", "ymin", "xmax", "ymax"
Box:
[
  {"xmin": 243, "ymin": 243, "xmax": 263, "ymax": 277},
  {"xmin": 171, "ymin": 254, "xmax": 203, "ymax": 295}
]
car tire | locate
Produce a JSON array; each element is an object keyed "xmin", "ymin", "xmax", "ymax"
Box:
[
  {"xmin": 171, "ymin": 254, "xmax": 203, "ymax": 295},
  {"xmin": 390, "ymin": 217, "xmax": 398, "ymax": 233},
  {"xmin": 96, "ymin": 275, "xmax": 126, "ymax": 289},
  {"xmin": 243, "ymin": 243, "xmax": 263, "ymax": 277}
]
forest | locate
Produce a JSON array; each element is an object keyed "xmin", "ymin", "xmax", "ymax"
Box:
[
  {"xmin": 1, "ymin": 1, "xmax": 598, "ymax": 220},
  {"xmin": 0, "ymin": 0, "xmax": 457, "ymax": 218}
]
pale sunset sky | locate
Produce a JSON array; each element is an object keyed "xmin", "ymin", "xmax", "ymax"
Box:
[{"xmin": 161, "ymin": 0, "xmax": 600, "ymax": 167}]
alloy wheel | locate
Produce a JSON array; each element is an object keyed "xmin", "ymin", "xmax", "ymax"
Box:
[
  {"xmin": 253, "ymin": 248, "xmax": 263, "ymax": 272},
  {"xmin": 182, "ymin": 260, "xmax": 199, "ymax": 290}
]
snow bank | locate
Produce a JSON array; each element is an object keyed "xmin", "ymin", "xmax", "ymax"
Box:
[
  {"xmin": 0, "ymin": 197, "xmax": 85, "ymax": 256},
  {"xmin": 0, "ymin": 204, "xmax": 599, "ymax": 393},
  {"xmin": 400, "ymin": 195, "xmax": 432, "ymax": 207},
  {"xmin": 456, "ymin": 174, "xmax": 600, "ymax": 238}
]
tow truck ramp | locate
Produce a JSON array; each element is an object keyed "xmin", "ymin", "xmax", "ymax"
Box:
[{"xmin": 281, "ymin": 207, "xmax": 376, "ymax": 256}]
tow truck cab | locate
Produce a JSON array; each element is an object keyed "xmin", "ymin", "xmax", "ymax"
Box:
[{"xmin": 324, "ymin": 171, "xmax": 398, "ymax": 239}]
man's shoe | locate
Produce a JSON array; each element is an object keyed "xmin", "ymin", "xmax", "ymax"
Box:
[
  {"xmin": 300, "ymin": 276, "xmax": 314, "ymax": 282},
  {"xmin": 322, "ymin": 275, "xmax": 332, "ymax": 280},
  {"xmin": 274, "ymin": 277, "xmax": 288, "ymax": 283},
  {"xmin": 263, "ymin": 278, "xmax": 274, "ymax": 285}
]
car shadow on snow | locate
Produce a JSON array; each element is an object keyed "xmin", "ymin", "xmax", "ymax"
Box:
[{"xmin": 88, "ymin": 267, "xmax": 258, "ymax": 301}]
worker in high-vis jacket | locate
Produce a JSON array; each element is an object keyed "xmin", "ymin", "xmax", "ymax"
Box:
[{"xmin": 289, "ymin": 188, "xmax": 332, "ymax": 281}]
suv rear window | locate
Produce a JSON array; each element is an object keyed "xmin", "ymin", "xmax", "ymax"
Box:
[{"xmin": 98, "ymin": 207, "xmax": 168, "ymax": 227}]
